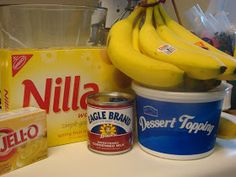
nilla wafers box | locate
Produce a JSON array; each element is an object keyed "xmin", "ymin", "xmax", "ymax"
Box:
[
  {"xmin": 0, "ymin": 47, "xmax": 131, "ymax": 147},
  {"xmin": 0, "ymin": 107, "xmax": 47, "ymax": 176}
]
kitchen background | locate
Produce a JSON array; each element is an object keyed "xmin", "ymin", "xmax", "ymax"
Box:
[
  {"xmin": 0, "ymin": 1, "xmax": 236, "ymax": 176},
  {"xmin": 2, "ymin": 0, "xmax": 235, "ymax": 106},
  {"xmin": 0, "ymin": 0, "xmax": 235, "ymax": 29}
]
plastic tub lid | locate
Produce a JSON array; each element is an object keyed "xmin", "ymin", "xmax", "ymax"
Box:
[{"xmin": 132, "ymin": 81, "xmax": 229, "ymax": 103}]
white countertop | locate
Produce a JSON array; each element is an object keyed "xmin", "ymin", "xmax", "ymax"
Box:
[{"xmin": 2, "ymin": 138, "xmax": 236, "ymax": 177}]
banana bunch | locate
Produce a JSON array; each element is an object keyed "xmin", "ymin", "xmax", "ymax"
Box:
[
  {"xmin": 106, "ymin": 0, "xmax": 236, "ymax": 91},
  {"xmin": 107, "ymin": 6, "xmax": 184, "ymax": 89}
]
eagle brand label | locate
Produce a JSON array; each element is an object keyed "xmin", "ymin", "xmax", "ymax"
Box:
[{"xmin": 87, "ymin": 93, "xmax": 134, "ymax": 154}]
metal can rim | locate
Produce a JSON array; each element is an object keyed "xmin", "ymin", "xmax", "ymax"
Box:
[{"xmin": 87, "ymin": 92, "xmax": 134, "ymax": 107}]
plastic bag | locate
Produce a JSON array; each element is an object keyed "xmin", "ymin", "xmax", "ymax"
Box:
[{"xmin": 185, "ymin": 4, "xmax": 235, "ymax": 56}]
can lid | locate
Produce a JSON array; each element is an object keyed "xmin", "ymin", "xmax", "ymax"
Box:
[
  {"xmin": 132, "ymin": 82, "xmax": 228, "ymax": 103},
  {"xmin": 87, "ymin": 92, "xmax": 134, "ymax": 107}
]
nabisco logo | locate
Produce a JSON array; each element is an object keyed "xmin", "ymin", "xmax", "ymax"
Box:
[
  {"xmin": 12, "ymin": 54, "xmax": 33, "ymax": 77},
  {"xmin": 0, "ymin": 125, "xmax": 39, "ymax": 161}
]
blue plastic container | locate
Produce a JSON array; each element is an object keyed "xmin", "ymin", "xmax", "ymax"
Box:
[{"xmin": 132, "ymin": 82, "xmax": 228, "ymax": 160}]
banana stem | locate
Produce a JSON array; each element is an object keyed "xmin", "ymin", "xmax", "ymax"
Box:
[
  {"xmin": 126, "ymin": 6, "xmax": 144, "ymax": 23},
  {"xmin": 154, "ymin": 5, "xmax": 165, "ymax": 26},
  {"xmin": 144, "ymin": 7, "xmax": 153, "ymax": 26},
  {"xmin": 159, "ymin": 4, "xmax": 171, "ymax": 23},
  {"xmin": 132, "ymin": 16, "xmax": 143, "ymax": 52}
]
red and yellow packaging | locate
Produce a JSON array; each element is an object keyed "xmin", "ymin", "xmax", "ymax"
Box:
[
  {"xmin": 0, "ymin": 47, "xmax": 131, "ymax": 147},
  {"xmin": 0, "ymin": 107, "xmax": 47, "ymax": 176}
]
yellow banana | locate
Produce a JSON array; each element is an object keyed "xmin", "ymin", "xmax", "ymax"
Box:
[
  {"xmin": 106, "ymin": 6, "xmax": 184, "ymax": 89},
  {"xmin": 217, "ymin": 112, "xmax": 236, "ymax": 139},
  {"xmin": 154, "ymin": 6, "xmax": 223, "ymax": 68},
  {"xmin": 139, "ymin": 6, "xmax": 226, "ymax": 80},
  {"xmin": 154, "ymin": 5, "xmax": 234, "ymax": 81},
  {"xmin": 153, "ymin": 5, "xmax": 222, "ymax": 91},
  {"xmin": 158, "ymin": 4, "xmax": 236, "ymax": 80}
]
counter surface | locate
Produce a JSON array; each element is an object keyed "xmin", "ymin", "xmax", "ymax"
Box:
[{"xmin": 2, "ymin": 138, "xmax": 236, "ymax": 177}]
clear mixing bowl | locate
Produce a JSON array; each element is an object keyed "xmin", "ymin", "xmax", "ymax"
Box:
[{"xmin": 0, "ymin": 4, "xmax": 107, "ymax": 48}]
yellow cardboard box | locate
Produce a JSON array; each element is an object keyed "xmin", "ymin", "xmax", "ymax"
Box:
[
  {"xmin": 0, "ymin": 107, "xmax": 47, "ymax": 176},
  {"xmin": 0, "ymin": 47, "xmax": 131, "ymax": 147}
]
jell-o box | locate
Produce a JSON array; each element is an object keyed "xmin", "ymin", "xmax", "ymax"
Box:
[{"xmin": 0, "ymin": 107, "xmax": 47, "ymax": 175}]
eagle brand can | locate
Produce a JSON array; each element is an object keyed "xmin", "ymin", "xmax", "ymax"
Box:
[{"xmin": 87, "ymin": 92, "xmax": 134, "ymax": 154}]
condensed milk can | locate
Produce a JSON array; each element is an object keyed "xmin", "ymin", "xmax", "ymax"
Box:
[{"xmin": 87, "ymin": 92, "xmax": 134, "ymax": 154}]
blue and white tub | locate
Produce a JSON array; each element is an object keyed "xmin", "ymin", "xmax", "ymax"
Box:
[{"xmin": 132, "ymin": 82, "xmax": 228, "ymax": 160}]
